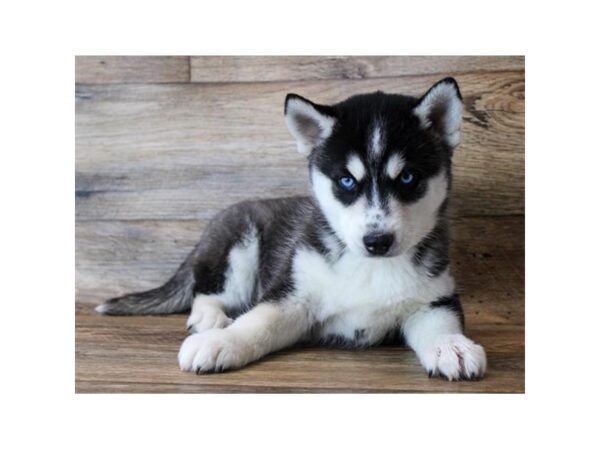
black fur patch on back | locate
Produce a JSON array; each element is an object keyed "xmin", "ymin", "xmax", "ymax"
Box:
[
  {"xmin": 250, "ymin": 197, "xmax": 338, "ymax": 302},
  {"xmin": 188, "ymin": 203, "xmax": 256, "ymax": 296}
]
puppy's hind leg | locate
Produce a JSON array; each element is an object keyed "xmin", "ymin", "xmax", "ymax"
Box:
[
  {"xmin": 186, "ymin": 295, "xmax": 233, "ymax": 333},
  {"xmin": 186, "ymin": 223, "xmax": 260, "ymax": 332}
]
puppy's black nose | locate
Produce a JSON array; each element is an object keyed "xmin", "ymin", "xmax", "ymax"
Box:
[{"xmin": 363, "ymin": 233, "xmax": 394, "ymax": 256}]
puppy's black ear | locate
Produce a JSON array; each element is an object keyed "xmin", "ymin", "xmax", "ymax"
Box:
[
  {"xmin": 414, "ymin": 78, "xmax": 463, "ymax": 149},
  {"xmin": 284, "ymin": 94, "xmax": 336, "ymax": 156}
]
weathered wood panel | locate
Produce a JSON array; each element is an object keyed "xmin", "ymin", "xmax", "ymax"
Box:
[
  {"xmin": 75, "ymin": 56, "xmax": 190, "ymax": 83},
  {"xmin": 76, "ymin": 216, "xmax": 525, "ymax": 337},
  {"xmin": 75, "ymin": 308, "xmax": 524, "ymax": 393},
  {"xmin": 75, "ymin": 56, "xmax": 524, "ymax": 394},
  {"xmin": 190, "ymin": 56, "xmax": 525, "ymax": 82},
  {"xmin": 75, "ymin": 71, "xmax": 524, "ymax": 220}
]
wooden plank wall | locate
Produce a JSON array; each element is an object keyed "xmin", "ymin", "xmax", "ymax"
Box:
[{"xmin": 76, "ymin": 56, "xmax": 524, "ymax": 305}]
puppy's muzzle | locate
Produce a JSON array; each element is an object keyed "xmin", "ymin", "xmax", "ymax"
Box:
[{"xmin": 363, "ymin": 233, "xmax": 394, "ymax": 256}]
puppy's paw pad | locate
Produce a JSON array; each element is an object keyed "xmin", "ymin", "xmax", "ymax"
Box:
[
  {"xmin": 186, "ymin": 308, "xmax": 233, "ymax": 333},
  {"xmin": 178, "ymin": 329, "xmax": 251, "ymax": 373},
  {"xmin": 422, "ymin": 334, "xmax": 487, "ymax": 381}
]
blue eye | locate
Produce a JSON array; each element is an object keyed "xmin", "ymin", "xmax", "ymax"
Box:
[
  {"xmin": 338, "ymin": 176, "xmax": 357, "ymax": 191},
  {"xmin": 400, "ymin": 170, "xmax": 415, "ymax": 185}
]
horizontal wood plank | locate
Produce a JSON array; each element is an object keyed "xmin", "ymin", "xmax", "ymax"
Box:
[
  {"xmin": 75, "ymin": 56, "xmax": 190, "ymax": 83},
  {"xmin": 190, "ymin": 56, "xmax": 524, "ymax": 82},
  {"xmin": 76, "ymin": 310, "xmax": 523, "ymax": 393},
  {"xmin": 76, "ymin": 71, "xmax": 524, "ymax": 220}
]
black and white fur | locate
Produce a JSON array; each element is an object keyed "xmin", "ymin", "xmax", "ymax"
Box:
[{"xmin": 97, "ymin": 78, "xmax": 486, "ymax": 381}]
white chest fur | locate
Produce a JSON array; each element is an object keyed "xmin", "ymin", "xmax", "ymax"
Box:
[{"xmin": 292, "ymin": 247, "xmax": 455, "ymax": 343}]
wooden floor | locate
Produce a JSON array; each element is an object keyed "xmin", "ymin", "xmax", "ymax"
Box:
[
  {"xmin": 76, "ymin": 216, "xmax": 524, "ymax": 393},
  {"xmin": 75, "ymin": 56, "xmax": 524, "ymax": 393}
]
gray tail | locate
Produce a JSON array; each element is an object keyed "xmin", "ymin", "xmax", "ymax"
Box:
[{"xmin": 95, "ymin": 266, "xmax": 195, "ymax": 315}]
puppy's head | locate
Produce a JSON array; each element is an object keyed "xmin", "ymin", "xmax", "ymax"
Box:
[{"xmin": 285, "ymin": 78, "xmax": 463, "ymax": 257}]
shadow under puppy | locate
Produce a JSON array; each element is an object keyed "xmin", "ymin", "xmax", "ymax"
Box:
[{"xmin": 97, "ymin": 78, "xmax": 487, "ymax": 380}]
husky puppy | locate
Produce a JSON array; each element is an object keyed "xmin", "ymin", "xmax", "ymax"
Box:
[{"xmin": 96, "ymin": 78, "xmax": 487, "ymax": 380}]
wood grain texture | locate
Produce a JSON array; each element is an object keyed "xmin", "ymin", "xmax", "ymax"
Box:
[
  {"xmin": 190, "ymin": 56, "xmax": 524, "ymax": 82},
  {"xmin": 75, "ymin": 56, "xmax": 525, "ymax": 393},
  {"xmin": 76, "ymin": 311, "xmax": 523, "ymax": 393},
  {"xmin": 76, "ymin": 71, "xmax": 524, "ymax": 220},
  {"xmin": 75, "ymin": 56, "xmax": 190, "ymax": 83}
]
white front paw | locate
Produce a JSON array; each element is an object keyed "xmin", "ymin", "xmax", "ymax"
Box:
[
  {"xmin": 419, "ymin": 334, "xmax": 487, "ymax": 381},
  {"xmin": 186, "ymin": 308, "xmax": 233, "ymax": 333},
  {"xmin": 178, "ymin": 329, "xmax": 253, "ymax": 373}
]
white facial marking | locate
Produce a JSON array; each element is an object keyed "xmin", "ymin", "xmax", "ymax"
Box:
[
  {"xmin": 385, "ymin": 153, "xmax": 405, "ymax": 179},
  {"xmin": 368, "ymin": 123, "xmax": 384, "ymax": 160},
  {"xmin": 346, "ymin": 154, "xmax": 366, "ymax": 181},
  {"xmin": 311, "ymin": 166, "xmax": 448, "ymax": 258},
  {"xmin": 367, "ymin": 181, "xmax": 385, "ymax": 224},
  {"xmin": 397, "ymin": 172, "xmax": 448, "ymax": 252},
  {"xmin": 311, "ymin": 168, "xmax": 370, "ymax": 255}
]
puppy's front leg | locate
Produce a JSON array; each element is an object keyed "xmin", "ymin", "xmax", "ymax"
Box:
[
  {"xmin": 403, "ymin": 296, "xmax": 487, "ymax": 380},
  {"xmin": 178, "ymin": 299, "xmax": 312, "ymax": 373}
]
